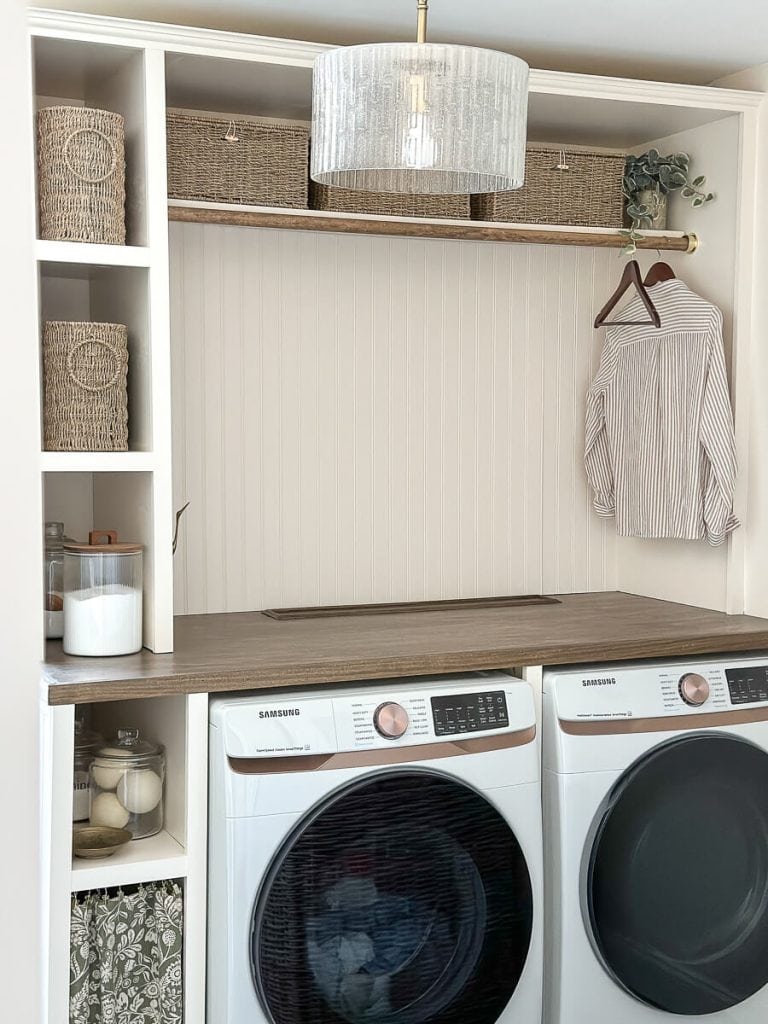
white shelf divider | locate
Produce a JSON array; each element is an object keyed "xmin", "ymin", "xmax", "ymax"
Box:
[
  {"xmin": 71, "ymin": 829, "xmax": 187, "ymax": 892},
  {"xmin": 42, "ymin": 451, "xmax": 156, "ymax": 473},
  {"xmin": 36, "ymin": 239, "xmax": 151, "ymax": 268}
]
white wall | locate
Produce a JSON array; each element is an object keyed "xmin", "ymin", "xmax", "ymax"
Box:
[
  {"xmin": 617, "ymin": 116, "xmax": 741, "ymax": 612},
  {"xmin": 170, "ymin": 223, "xmax": 619, "ymax": 612},
  {"xmin": 715, "ymin": 65, "xmax": 768, "ymax": 618},
  {"xmin": 0, "ymin": 1, "xmax": 43, "ymax": 1020}
]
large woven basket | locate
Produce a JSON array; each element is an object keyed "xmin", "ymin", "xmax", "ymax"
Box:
[
  {"xmin": 310, "ymin": 180, "xmax": 470, "ymax": 220},
  {"xmin": 43, "ymin": 321, "xmax": 129, "ymax": 452},
  {"xmin": 167, "ymin": 110, "xmax": 309, "ymax": 207},
  {"xmin": 472, "ymin": 144, "xmax": 626, "ymax": 227},
  {"xmin": 37, "ymin": 106, "xmax": 126, "ymax": 244}
]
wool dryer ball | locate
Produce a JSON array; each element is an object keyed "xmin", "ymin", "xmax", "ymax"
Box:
[
  {"xmin": 117, "ymin": 769, "xmax": 163, "ymax": 814},
  {"xmin": 90, "ymin": 791, "xmax": 130, "ymax": 829},
  {"xmin": 91, "ymin": 753, "xmax": 127, "ymax": 791}
]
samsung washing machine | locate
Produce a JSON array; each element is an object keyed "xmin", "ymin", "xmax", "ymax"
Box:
[
  {"xmin": 543, "ymin": 654, "xmax": 768, "ymax": 1024},
  {"xmin": 208, "ymin": 671, "xmax": 542, "ymax": 1024}
]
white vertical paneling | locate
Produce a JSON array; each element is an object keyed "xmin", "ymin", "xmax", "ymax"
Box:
[{"xmin": 170, "ymin": 223, "xmax": 618, "ymax": 613}]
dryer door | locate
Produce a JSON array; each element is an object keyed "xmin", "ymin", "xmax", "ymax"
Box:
[
  {"xmin": 585, "ymin": 732, "xmax": 768, "ymax": 1015},
  {"xmin": 252, "ymin": 768, "xmax": 533, "ymax": 1024}
]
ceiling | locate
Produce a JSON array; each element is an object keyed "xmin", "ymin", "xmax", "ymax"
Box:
[{"xmin": 34, "ymin": 0, "xmax": 768, "ymax": 85}]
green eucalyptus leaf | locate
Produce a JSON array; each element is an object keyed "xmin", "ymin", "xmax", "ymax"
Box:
[
  {"xmin": 692, "ymin": 196, "xmax": 704, "ymax": 207},
  {"xmin": 658, "ymin": 165, "xmax": 672, "ymax": 185},
  {"xmin": 646, "ymin": 148, "xmax": 660, "ymax": 163},
  {"xmin": 669, "ymin": 171, "xmax": 688, "ymax": 187},
  {"xmin": 681, "ymin": 186, "xmax": 695, "ymax": 198},
  {"xmin": 692, "ymin": 175, "xmax": 706, "ymax": 187},
  {"xmin": 705, "ymin": 192, "xmax": 715, "ymax": 202}
]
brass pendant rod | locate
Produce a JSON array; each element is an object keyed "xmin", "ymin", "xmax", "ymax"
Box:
[{"xmin": 417, "ymin": 0, "xmax": 428, "ymax": 43}]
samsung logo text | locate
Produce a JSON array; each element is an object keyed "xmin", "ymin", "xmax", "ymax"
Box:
[{"xmin": 259, "ymin": 708, "xmax": 301, "ymax": 718}]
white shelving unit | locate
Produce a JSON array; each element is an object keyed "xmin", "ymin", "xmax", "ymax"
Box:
[
  {"xmin": 26, "ymin": 10, "xmax": 765, "ymax": 1024},
  {"xmin": 44, "ymin": 693, "xmax": 208, "ymax": 1024},
  {"xmin": 32, "ymin": 28, "xmax": 174, "ymax": 655}
]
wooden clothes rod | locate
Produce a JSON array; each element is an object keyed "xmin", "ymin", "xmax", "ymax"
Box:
[{"xmin": 168, "ymin": 204, "xmax": 697, "ymax": 252}]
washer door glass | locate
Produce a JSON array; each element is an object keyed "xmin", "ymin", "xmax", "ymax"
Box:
[
  {"xmin": 252, "ymin": 769, "xmax": 533, "ymax": 1024},
  {"xmin": 586, "ymin": 733, "xmax": 768, "ymax": 1015}
]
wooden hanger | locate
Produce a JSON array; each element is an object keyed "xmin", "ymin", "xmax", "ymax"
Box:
[
  {"xmin": 643, "ymin": 261, "xmax": 676, "ymax": 286},
  {"xmin": 594, "ymin": 259, "xmax": 661, "ymax": 329}
]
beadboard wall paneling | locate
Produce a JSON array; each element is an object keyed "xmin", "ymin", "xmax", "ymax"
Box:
[{"xmin": 170, "ymin": 222, "xmax": 618, "ymax": 614}]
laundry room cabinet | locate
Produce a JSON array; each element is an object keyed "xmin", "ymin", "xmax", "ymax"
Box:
[{"xmin": 22, "ymin": 8, "xmax": 768, "ymax": 1024}]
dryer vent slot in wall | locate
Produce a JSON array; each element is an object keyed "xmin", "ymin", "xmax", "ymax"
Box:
[{"xmin": 262, "ymin": 595, "xmax": 561, "ymax": 620}]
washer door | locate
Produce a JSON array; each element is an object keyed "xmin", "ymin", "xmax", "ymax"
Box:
[
  {"xmin": 585, "ymin": 733, "xmax": 768, "ymax": 1015},
  {"xmin": 252, "ymin": 769, "xmax": 533, "ymax": 1024}
]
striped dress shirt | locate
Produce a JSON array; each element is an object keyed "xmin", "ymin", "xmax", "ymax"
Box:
[{"xmin": 585, "ymin": 279, "xmax": 739, "ymax": 546}]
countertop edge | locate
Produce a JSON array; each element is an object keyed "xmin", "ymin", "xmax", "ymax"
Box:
[{"xmin": 46, "ymin": 629, "xmax": 768, "ymax": 705}]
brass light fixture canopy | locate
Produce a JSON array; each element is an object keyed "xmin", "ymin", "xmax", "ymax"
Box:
[{"xmin": 310, "ymin": 0, "xmax": 529, "ymax": 195}]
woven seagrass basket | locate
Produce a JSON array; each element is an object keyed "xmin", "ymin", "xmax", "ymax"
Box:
[
  {"xmin": 472, "ymin": 144, "xmax": 626, "ymax": 227},
  {"xmin": 167, "ymin": 110, "xmax": 309, "ymax": 207},
  {"xmin": 310, "ymin": 180, "xmax": 471, "ymax": 220},
  {"xmin": 37, "ymin": 106, "xmax": 126, "ymax": 244},
  {"xmin": 43, "ymin": 321, "xmax": 129, "ymax": 452}
]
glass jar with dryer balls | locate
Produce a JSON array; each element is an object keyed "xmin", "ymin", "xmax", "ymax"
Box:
[
  {"xmin": 63, "ymin": 530, "xmax": 143, "ymax": 656},
  {"xmin": 89, "ymin": 728, "xmax": 165, "ymax": 839}
]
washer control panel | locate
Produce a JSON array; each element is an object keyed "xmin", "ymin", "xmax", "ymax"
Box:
[
  {"xmin": 550, "ymin": 655, "xmax": 768, "ymax": 724},
  {"xmin": 431, "ymin": 690, "xmax": 509, "ymax": 736},
  {"xmin": 726, "ymin": 665, "xmax": 768, "ymax": 704}
]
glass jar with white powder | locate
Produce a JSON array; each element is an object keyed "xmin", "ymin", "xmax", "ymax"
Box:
[
  {"xmin": 73, "ymin": 715, "xmax": 103, "ymax": 822},
  {"xmin": 89, "ymin": 728, "xmax": 165, "ymax": 839},
  {"xmin": 63, "ymin": 530, "xmax": 143, "ymax": 656}
]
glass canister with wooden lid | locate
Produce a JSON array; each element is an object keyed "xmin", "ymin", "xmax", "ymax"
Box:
[{"xmin": 63, "ymin": 530, "xmax": 143, "ymax": 656}]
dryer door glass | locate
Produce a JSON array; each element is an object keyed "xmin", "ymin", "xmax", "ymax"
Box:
[
  {"xmin": 586, "ymin": 732, "xmax": 768, "ymax": 1015},
  {"xmin": 252, "ymin": 769, "xmax": 533, "ymax": 1024}
]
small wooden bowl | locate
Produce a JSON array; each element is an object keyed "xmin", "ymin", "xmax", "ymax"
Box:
[{"xmin": 73, "ymin": 826, "xmax": 132, "ymax": 859}]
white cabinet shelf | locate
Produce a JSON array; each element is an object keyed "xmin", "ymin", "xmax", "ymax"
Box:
[
  {"xmin": 36, "ymin": 239, "xmax": 151, "ymax": 268},
  {"xmin": 71, "ymin": 829, "xmax": 187, "ymax": 892},
  {"xmin": 41, "ymin": 451, "xmax": 156, "ymax": 472}
]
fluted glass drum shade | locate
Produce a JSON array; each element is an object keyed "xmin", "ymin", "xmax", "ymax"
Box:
[{"xmin": 311, "ymin": 43, "xmax": 529, "ymax": 194}]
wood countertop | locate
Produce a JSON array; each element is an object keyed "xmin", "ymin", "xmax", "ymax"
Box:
[{"xmin": 44, "ymin": 592, "xmax": 768, "ymax": 705}]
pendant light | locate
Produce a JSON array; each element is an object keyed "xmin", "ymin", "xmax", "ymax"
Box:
[{"xmin": 310, "ymin": 0, "xmax": 529, "ymax": 195}]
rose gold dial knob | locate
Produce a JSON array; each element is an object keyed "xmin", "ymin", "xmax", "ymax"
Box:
[
  {"xmin": 373, "ymin": 702, "xmax": 409, "ymax": 739},
  {"xmin": 679, "ymin": 673, "xmax": 710, "ymax": 707}
]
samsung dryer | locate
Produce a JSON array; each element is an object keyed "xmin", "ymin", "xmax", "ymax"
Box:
[
  {"xmin": 544, "ymin": 655, "xmax": 768, "ymax": 1024},
  {"xmin": 208, "ymin": 671, "xmax": 542, "ymax": 1024}
]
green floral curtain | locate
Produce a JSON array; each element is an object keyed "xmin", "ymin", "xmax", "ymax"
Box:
[{"xmin": 70, "ymin": 880, "xmax": 183, "ymax": 1024}]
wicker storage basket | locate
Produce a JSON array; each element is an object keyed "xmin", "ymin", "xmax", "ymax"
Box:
[
  {"xmin": 37, "ymin": 106, "xmax": 126, "ymax": 244},
  {"xmin": 167, "ymin": 110, "xmax": 309, "ymax": 207},
  {"xmin": 310, "ymin": 180, "xmax": 470, "ymax": 220},
  {"xmin": 472, "ymin": 144, "xmax": 626, "ymax": 227},
  {"xmin": 43, "ymin": 321, "xmax": 129, "ymax": 452}
]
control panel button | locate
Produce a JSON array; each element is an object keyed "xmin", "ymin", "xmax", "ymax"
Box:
[
  {"xmin": 679, "ymin": 673, "xmax": 710, "ymax": 707},
  {"xmin": 373, "ymin": 702, "xmax": 409, "ymax": 739}
]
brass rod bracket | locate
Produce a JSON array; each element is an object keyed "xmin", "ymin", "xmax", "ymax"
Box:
[
  {"xmin": 417, "ymin": 0, "xmax": 428, "ymax": 43},
  {"xmin": 685, "ymin": 232, "xmax": 699, "ymax": 254}
]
